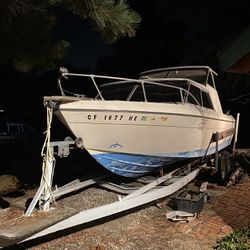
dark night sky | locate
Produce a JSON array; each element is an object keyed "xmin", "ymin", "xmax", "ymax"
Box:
[
  {"xmin": 54, "ymin": 12, "xmax": 113, "ymax": 71},
  {"xmin": 56, "ymin": 0, "xmax": 250, "ymax": 73}
]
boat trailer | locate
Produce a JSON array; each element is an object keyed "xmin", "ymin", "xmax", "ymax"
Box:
[
  {"xmin": 0, "ymin": 142, "xmax": 204, "ymax": 248},
  {"xmin": 0, "ymin": 110, "xmax": 240, "ymax": 248}
]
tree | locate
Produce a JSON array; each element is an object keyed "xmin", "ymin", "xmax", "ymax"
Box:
[{"xmin": 0, "ymin": 0, "xmax": 141, "ymax": 72}]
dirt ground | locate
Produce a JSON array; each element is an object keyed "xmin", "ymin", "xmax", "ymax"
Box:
[{"xmin": 1, "ymin": 171, "xmax": 249, "ymax": 250}]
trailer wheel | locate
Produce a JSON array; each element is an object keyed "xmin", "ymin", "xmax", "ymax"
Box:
[
  {"xmin": 218, "ymin": 150, "xmax": 232, "ymax": 182},
  {"xmin": 236, "ymin": 153, "xmax": 250, "ymax": 174}
]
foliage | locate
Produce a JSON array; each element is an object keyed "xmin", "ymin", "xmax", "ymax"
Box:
[
  {"xmin": 0, "ymin": 0, "xmax": 141, "ymax": 72},
  {"xmin": 215, "ymin": 227, "xmax": 250, "ymax": 250},
  {"xmin": 63, "ymin": 0, "xmax": 141, "ymax": 43}
]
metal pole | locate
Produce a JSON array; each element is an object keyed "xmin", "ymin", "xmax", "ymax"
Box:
[
  {"xmin": 25, "ymin": 183, "xmax": 45, "ymax": 215},
  {"xmin": 232, "ymin": 113, "xmax": 240, "ymax": 156},
  {"xmin": 215, "ymin": 132, "xmax": 219, "ymax": 173}
]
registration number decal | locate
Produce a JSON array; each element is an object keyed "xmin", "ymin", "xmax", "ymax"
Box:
[{"xmin": 87, "ymin": 114, "xmax": 168, "ymax": 122}]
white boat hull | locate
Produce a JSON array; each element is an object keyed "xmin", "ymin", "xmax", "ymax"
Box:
[{"xmin": 55, "ymin": 100, "xmax": 235, "ymax": 177}]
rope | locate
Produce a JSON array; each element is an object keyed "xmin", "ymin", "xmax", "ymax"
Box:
[{"xmin": 40, "ymin": 107, "xmax": 56, "ymax": 207}]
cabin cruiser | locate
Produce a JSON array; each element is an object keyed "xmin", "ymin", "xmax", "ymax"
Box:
[{"xmin": 44, "ymin": 66, "xmax": 235, "ymax": 177}]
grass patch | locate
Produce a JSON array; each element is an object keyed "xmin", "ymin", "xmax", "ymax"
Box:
[{"xmin": 215, "ymin": 227, "xmax": 250, "ymax": 250}]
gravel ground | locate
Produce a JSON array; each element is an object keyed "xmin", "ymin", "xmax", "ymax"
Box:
[{"xmin": 1, "ymin": 180, "xmax": 220, "ymax": 250}]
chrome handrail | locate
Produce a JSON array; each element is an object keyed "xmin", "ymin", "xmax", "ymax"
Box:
[{"xmin": 57, "ymin": 70, "xmax": 207, "ymax": 107}]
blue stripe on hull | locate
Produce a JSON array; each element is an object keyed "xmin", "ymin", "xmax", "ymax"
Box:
[
  {"xmin": 92, "ymin": 153, "xmax": 180, "ymax": 177},
  {"xmin": 91, "ymin": 138, "xmax": 232, "ymax": 177}
]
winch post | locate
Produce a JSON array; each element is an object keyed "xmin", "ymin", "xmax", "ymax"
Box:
[
  {"xmin": 39, "ymin": 107, "xmax": 55, "ymax": 212},
  {"xmin": 25, "ymin": 107, "xmax": 55, "ymax": 215},
  {"xmin": 40, "ymin": 156, "xmax": 55, "ymax": 211},
  {"xmin": 25, "ymin": 106, "xmax": 75, "ymax": 215}
]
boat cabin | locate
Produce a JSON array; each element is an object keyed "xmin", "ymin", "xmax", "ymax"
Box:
[
  {"xmin": 58, "ymin": 66, "xmax": 223, "ymax": 113},
  {"xmin": 98, "ymin": 66, "xmax": 221, "ymax": 111}
]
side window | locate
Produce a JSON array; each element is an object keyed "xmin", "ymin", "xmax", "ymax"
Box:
[
  {"xmin": 202, "ymin": 92, "xmax": 213, "ymax": 109},
  {"xmin": 187, "ymin": 85, "xmax": 202, "ymax": 105},
  {"xmin": 144, "ymin": 84, "xmax": 182, "ymax": 103}
]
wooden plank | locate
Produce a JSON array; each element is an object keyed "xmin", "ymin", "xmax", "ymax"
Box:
[
  {"xmin": 211, "ymin": 128, "xmax": 235, "ymax": 142},
  {"xmin": 0, "ymin": 206, "xmax": 77, "ymax": 242}
]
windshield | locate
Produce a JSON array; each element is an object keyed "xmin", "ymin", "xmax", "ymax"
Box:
[{"xmin": 141, "ymin": 68, "xmax": 209, "ymax": 84}]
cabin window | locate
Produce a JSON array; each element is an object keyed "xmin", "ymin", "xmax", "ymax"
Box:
[
  {"xmin": 143, "ymin": 84, "xmax": 182, "ymax": 103},
  {"xmin": 185, "ymin": 85, "xmax": 213, "ymax": 109},
  {"xmin": 206, "ymin": 71, "xmax": 216, "ymax": 88},
  {"xmin": 187, "ymin": 85, "xmax": 202, "ymax": 105},
  {"xmin": 201, "ymin": 92, "xmax": 214, "ymax": 109}
]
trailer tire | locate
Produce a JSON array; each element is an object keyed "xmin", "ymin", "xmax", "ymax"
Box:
[
  {"xmin": 236, "ymin": 153, "xmax": 250, "ymax": 174},
  {"xmin": 218, "ymin": 150, "xmax": 232, "ymax": 183}
]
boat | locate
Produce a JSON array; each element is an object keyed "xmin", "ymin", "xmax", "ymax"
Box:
[{"xmin": 44, "ymin": 66, "xmax": 236, "ymax": 177}]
